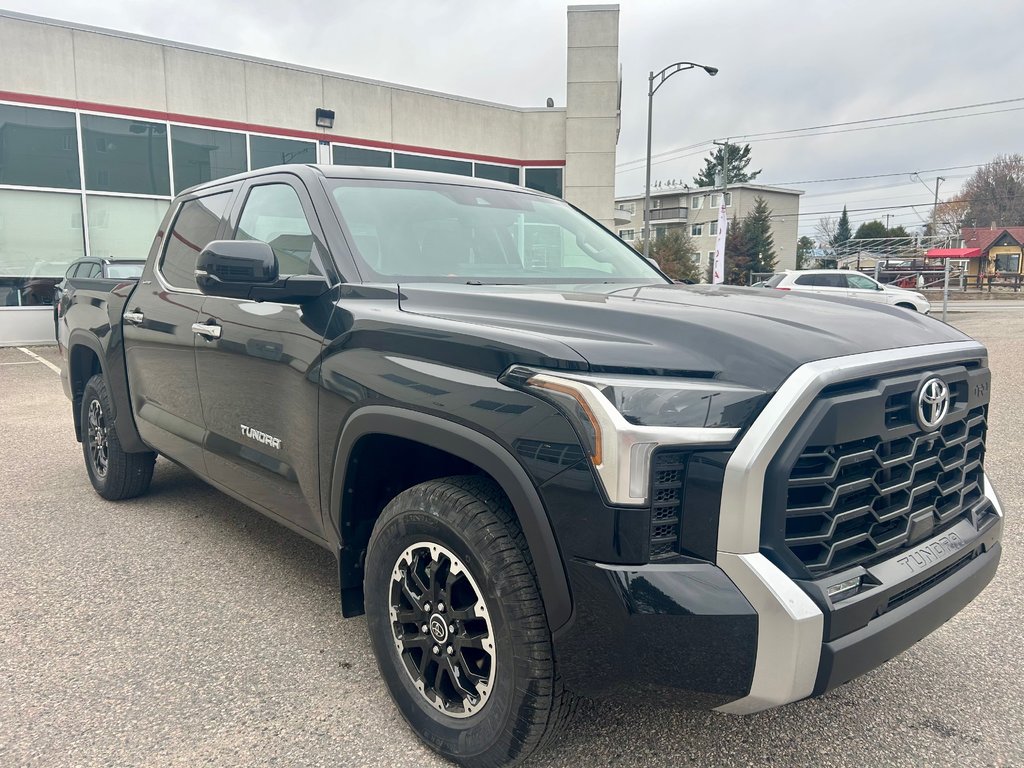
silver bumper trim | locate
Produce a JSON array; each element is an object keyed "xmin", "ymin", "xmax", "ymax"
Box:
[{"xmin": 715, "ymin": 339, "xmax": 988, "ymax": 714}]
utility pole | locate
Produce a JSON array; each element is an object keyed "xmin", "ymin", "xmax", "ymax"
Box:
[{"xmin": 933, "ymin": 176, "xmax": 947, "ymax": 321}]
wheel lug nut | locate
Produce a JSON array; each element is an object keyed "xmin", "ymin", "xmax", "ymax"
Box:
[
  {"xmin": 421, "ymin": 624, "xmax": 428, "ymax": 634},
  {"xmin": 437, "ymin": 602, "xmax": 445, "ymax": 612},
  {"xmin": 446, "ymin": 645, "xmax": 454, "ymax": 655},
  {"xmin": 448, "ymin": 624, "xmax": 455, "ymax": 633},
  {"xmin": 432, "ymin": 646, "xmax": 439, "ymax": 655},
  {"xmin": 423, "ymin": 603, "xmax": 431, "ymax": 612}
]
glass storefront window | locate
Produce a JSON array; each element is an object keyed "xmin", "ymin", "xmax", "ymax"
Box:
[
  {"xmin": 171, "ymin": 125, "xmax": 247, "ymax": 193},
  {"xmin": 394, "ymin": 153, "xmax": 472, "ymax": 177},
  {"xmin": 0, "ymin": 104, "xmax": 80, "ymax": 189},
  {"xmin": 86, "ymin": 196, "xmax": 169, "ymax": 260},
  {"xmin": 249, "ymin": 135, "xmax": 316, "ymax": 170},
  {"xmin": 333, "ymin": 145, "xmax": 391, "ymax": 168},
  {"xmin": 474, "ymin": 163, "xmax": 520, "ymax": 185},
  {"xmin": 0, "ymin": 189, "xmax": 84, "ymax": 305},
  {"xmin": 81, "ymin": 114, "xmax": 170, "ymax": 196},
  {"xmin": 524, "ymin": 168, "xmax": 563, "ymax": 198}
]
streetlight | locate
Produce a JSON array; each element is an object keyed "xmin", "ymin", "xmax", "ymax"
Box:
[{"xmin": 643, "ymin": 61, "xmax": 718, "ymax": 261}]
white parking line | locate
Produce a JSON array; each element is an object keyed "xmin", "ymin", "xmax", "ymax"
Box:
[{"xmin": 16, "ymin": 347, "xmax": 61, "ymax": 374}]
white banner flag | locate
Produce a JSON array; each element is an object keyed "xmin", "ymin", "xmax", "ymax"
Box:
[{"xmin": 712, "ymin": 201, "xmax": 728, "ymax": 284}]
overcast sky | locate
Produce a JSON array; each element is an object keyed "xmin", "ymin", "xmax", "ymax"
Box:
[{"xmin": 5, "ymin": 0, "xmax": 1022, "ymax": 239}]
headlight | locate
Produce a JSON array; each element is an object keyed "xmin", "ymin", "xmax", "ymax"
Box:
[{"xmin": 501, "ymin": 366, "xmax": 766, "ymax": 505}]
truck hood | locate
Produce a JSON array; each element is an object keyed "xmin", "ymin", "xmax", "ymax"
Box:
[{"xmin": 397, "ymin": 282, "xmax": 970, "ymax": 390}]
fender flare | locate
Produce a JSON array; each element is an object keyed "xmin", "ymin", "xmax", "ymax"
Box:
[
  {"xmin": 330, "ymin": 405, "xmax": 574, "ymax": 633},
  {"xmin": 66, "ymin": 329, "xmax": 148, "ymax": 453}
]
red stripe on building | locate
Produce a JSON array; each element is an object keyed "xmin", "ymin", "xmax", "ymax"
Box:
[{"xmin": 0, "ymin": 90, "xmax": 565, "ymax": 168}]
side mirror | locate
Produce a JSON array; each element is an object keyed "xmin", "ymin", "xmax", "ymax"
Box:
[
  {"xmin": 196, "ymin": 240, "xmax": 329, "ymax": 304},
  {"xmin": 196, "ymin": 240, "xmax": 277, "ymax": 299}
]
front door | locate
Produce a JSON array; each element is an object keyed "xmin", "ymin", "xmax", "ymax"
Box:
[
  {"xmin": 194, "ymin": 175, "xmax": 336, "ymax": 538},
  {"xmin": 123, "ymin": 190, "xmax": 233, "ymax": 473}
]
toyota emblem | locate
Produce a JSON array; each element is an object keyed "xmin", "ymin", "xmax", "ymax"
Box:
[{"xmin": 916, "ymin": 377, "xmax": 950, "ymax": 431}]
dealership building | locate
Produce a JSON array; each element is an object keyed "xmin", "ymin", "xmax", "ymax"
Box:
[{"xmin": 0, "ymin": 5, "xmax": 622, "ymax": 344}]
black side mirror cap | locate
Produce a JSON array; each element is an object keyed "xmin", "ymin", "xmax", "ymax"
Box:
[
  {"xmin": 196, "ymin": 240, "xmax": 329, "ymax": 304},
  {"xmin": 197, "ymin": 240, "xmax": 278, "ymax": 299}
]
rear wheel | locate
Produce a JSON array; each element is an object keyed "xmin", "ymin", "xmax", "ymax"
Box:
[
  {"xmin": 365, "ymin": 476, "xmax": 575, "ymax": 767},
  {"xmin": 81, "ymin": 374, "xmax": 155, "ymax": 500}
]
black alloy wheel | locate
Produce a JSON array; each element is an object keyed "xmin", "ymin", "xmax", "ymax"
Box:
[
  {"xmin": 86, "ymin": 397, "xmax": 109, "ymax": 480},
  {"xmin": 389, "ymin": 541, "xmax": 496, "ymax": 718}
]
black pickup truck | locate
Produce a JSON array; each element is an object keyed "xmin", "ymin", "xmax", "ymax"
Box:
[{"xmin": 59, "ymin": 165, "xmax": 1004, "ymax": 767}]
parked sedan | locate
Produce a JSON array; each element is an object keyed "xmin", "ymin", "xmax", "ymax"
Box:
[{"xmin": 765, "ymin": 269, "xmax": 931, "ymax": 313}]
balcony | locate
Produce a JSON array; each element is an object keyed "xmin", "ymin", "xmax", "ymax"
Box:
[{"xmin": 648, "ymin": 206, "xmax": 687, "ymax": 221}]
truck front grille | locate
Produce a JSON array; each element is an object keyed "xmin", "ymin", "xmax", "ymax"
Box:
[{"xmin": 784, "ymin": 406, "xmax": 987, "ymax": 576}]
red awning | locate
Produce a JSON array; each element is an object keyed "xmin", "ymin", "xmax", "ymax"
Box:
[{"xmin": 925, "ymin": 248, "xmax": 982, "ymax": 259}]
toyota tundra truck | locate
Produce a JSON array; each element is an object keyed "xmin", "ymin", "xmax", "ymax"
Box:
[{"xmin": 58, "ymin": 165, "xmax": 1004, "ymax": 767}]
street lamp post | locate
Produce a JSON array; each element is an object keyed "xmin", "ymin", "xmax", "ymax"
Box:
[{"xmin": 643, "ymin": 61, "xmax": 718, "ymax": 261}]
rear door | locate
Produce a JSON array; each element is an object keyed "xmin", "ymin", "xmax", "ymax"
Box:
[
  {"xmin": 123, "ymin": 189, "xmax": 233, "ymax": 472},
  {"xmin": 793, "ymin": 273, "xmax": 847, "ymax": 298},
  {"xmin": 194, "ymin": 174, "xmax": 337, "ymax": 537}
]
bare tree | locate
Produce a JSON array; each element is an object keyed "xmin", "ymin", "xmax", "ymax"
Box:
[
  {"xmin": 962, "ymin": 153, "xmax": 1024, "ymax": 227},
  {"xmin": 934, "ymin": 198, "xmax": 970, "ymax": 241},
  {"xmin": 815, "ymin": 215, "xmax": 838, "ymax": 246}
]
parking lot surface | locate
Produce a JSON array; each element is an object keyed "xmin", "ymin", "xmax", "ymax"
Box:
[{"xmin": 1, "ymin": 313, "xmax": 1021, "ymax": 768}]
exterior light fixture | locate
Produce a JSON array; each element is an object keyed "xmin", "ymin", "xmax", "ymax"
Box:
[{"xmin": 315, "ymin": 108, "xmax": 335, "ymax": 129}]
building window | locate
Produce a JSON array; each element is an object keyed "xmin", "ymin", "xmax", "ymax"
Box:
[
  {"xmin": 710, "ymin": 221, "xmax": 718, "ymax": 236},
  {"xmin": 159, "ymin": 191, "xmax": 231, "ymax": 290},
  {"xmin": 994, "ymin": 252, "xmax": 1021, "ymax": 273},
  {"xmin": 724, "ymin": 192, "xmax": 732, "ymax": 207},
  {"xmin": 524, "ymin": 167, "xmax": 563, "ymax": 197},
  {"xmin": 81, "ymin": 115, "xmax": 170, "ymax": 196},
  {"xmin": 626, "ymin": 202, "xmax": 636, "ymax": 215},
  {"xmin": 171, "ymin": 125, "xmax": 247, "ymax": 194},
  {"xmin": 0, "ymin": 189, "xmax": 84, "ymax": 306},
  {"xmin": 710, "ymin": 193, "xmax": 719, "ymax": 207},
  {"xmin": 249, "ymin": 135, "xmax": 316, "ymax": 170},
  {"xmin": 474, "ymin": 163, "xmax": 520, "ymax": 184},
  {"xmin": 618, "ymin": 229, "xmax": 635, "ymax": 240},
  {"xmin": 691, "ymin": 223, "xmax": 703, "ymax": 237},
  {"xmin": 691, "ymin": 195, "xmax": 703, "ymax": 210},
  {"xmin": 708, "ymin": 251, "xmax": 715, "ymax": 263},
  {"xmin": 333, "ymin": 144, "xmax": 392, "ymax": 168},
  {"xmin": 0, "ymin": 104, "xmax": 81, "ymax": 189},
  {"xmin": 87, "ymin": 196, "xmax": 168, "ymax": 260},
  {"xmin": 395, "ymin": 153, "xmax": 472, "ymax": 177},
  {"xmin": 654, "ymin": 225, "xmax": 666, "ymax": 240},
  {"xmin": 651, "ymin": 198, "xmax": 661, "ymax": 209}
]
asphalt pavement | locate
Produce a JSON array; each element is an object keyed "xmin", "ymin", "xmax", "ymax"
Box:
[{"xmin": 1, "ymin": 313, "xmax": 1021, "ymax": 768}]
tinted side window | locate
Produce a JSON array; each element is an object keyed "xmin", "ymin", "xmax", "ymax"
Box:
[
  {"xmin": 765, "ymin": 274, "xmax": 786, "ymax": 288},
  {"xmin": 235, "ymin": 184, "xmax": 319, "ymax": 277},
  {"xmin": 160, "ymin": 192, "xmax": 231, "ymax": 289},
  {"xmin": 847, "ymin": 274, "xmax": 877, "ymax": 290},
  {"xmin": 86, "ymin": 262, "xmax": 103, "ymax": 279},
  {"xmin": 794, "ymin": 274, "xmax": 821, "ymax": 286}
]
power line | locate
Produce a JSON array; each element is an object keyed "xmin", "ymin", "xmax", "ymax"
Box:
[
  {"xmin": 615, "ymin": 96, "xmax": 1024, "ymax": 170},
  {"xmin": 760, "ymin": 162, "xmax": 985, "ymax": 187}
]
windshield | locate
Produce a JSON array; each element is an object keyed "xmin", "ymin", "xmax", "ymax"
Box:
[
  {"xmin": 327, "ymin": 179, "xmax": 666, "ymax": 284},
  {"xmin": 106, "ymin": 263, "xmax": 144, "ymax": 279}
]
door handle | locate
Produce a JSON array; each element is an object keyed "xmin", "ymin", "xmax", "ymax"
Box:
[
  {"xmin": 124, "ymin": 310, "xmax": 145, "ymax": 325},
  {"xmin": 191, "ymin": 322, "xmax": 222, "ymax": 340}
]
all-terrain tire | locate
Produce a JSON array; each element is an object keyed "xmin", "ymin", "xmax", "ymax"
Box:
[
  {"xmin": 81, "ymin": 373, "xmax": 155, "ymax": 500},
  {"xmin": 365, "ymin": 475, "xmax": 576, "ymax": 767}
]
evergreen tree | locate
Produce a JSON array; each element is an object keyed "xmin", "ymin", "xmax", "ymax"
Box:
[
  {"xmin": 796, "ymin": 235, "xmax": 815, "ymax": 270},
  {"xmin": 743, "ymin": 196, "xmax": 777, "ymax": 274},
  {"xmin": 854, "ymin": 220, "xmax": 888, "ymax": 240},
  {"xmin": 831, "ymin": 206, "xmax": 852, "ymax": 246},
  {"xmin": 693, "ymin": 142, "xmax": 761, "ymax": 187},
  {"xmin": 639, "ymin": 231, "xmax": 701, "ymax": 282}
]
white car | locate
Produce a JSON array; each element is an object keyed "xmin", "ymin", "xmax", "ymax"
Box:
[{"xmin": 764, "ymin": 269, "xmax": 931, "ymax": 313}]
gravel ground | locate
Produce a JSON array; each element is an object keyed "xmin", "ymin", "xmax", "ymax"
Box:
[{"xmin": 0, "ymin": 317, "xmax": 1020, "ymax": 768}]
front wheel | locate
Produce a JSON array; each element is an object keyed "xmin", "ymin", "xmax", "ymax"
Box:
[
  {"xmin": 895, "ymin": 302, "xmax": 919, "ymax": 311},
  {"xmin": 81, "ymin": 374, "xmax": 156, "ymax": 500},
  {"xmin": 365, "ymin": 476, "xmax": 574, "ymax": 767}
]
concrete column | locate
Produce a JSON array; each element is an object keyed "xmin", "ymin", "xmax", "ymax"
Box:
[{"xmin": 564, "ymin": 4, "xmax": 620, "ymax": 228}]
